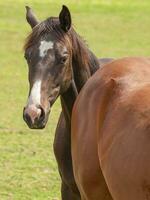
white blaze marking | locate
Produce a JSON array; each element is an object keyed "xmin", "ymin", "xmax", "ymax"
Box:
[
  {"xmin": 39, "ymin": 40, "xmax": 54, "ymax": 57},
  {"xmin": 27, "ymin": 80, "xmax": 41, "ymax": 105}
]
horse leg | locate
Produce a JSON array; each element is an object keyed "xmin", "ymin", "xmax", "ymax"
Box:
[
  {"xmin": 61, "ymin": 181, "xmax": 72, "ymax": 199},
  {"xmin": 54, "ymin": 112, "xmax": 81, "ymax": 200},
  {"xmin": 61, "ymin": 181, "xmax": 81, "ymax": 200}
]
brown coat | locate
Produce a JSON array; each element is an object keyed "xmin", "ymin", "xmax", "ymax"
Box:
[{"xmin": 72, "ymin": 57, "xmax": 150, "ymax": 200}]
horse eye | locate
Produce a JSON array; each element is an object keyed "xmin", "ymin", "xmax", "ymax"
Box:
[
  {"xmin": 24, "ymin": 52, "xmax": 32, "ymax": 63},
  {"xmin": 24, "ymin": 54, "xmax": 27, "ymax": 60},
  {"xmin": 60, "ymin": 56, "xmax": 68, "ymax": 64},
  {"xmin": 24, "ymin": 50, "xmax": 32, "ymax": 62}
]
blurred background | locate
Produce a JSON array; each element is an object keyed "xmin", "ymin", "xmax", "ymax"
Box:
[{"xmin": 0, "ymin": 0, "xmax": 150, "ymax": 199}]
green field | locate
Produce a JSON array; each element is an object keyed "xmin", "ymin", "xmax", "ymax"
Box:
[{"xmin": 0, "ymin": 0, "xmax": 150, "ymax": 199}]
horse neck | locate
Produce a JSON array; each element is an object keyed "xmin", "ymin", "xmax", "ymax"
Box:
[
  {"xmin": 60, "ymin": 80, "xmax": 77, "ymax": 126},
  {"xmin": 71, "ymin": 33, "xmax": 100, "ymax": 91},
  {"xmin": 60, "ymin": 31, "xmax": 99, "ymax": 124}
]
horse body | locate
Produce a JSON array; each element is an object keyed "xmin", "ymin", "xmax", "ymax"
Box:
[{"xmin": 72, "ymin": 57, "xmax": 150, "ymax": 200}]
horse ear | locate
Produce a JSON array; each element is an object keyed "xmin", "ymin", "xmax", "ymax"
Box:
[
  {"xmin": 25, "ymin": 6, "xmax": 40, "ymax": 28},
  {"xmin": 59, "ymin": 5, "xmax": 71, "ymax": 32}
]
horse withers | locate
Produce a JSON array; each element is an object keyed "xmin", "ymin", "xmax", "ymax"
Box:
[
  {"xmin": 71, "ymin": 57, "xmax": 150, "ymax": 200},
  {"xmin": 23, "ymin": 5, "xmax": 113, "ymax": 200}
]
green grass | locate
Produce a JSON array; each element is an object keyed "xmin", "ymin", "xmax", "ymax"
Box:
[{"xmin": 0, "ymin": 0, "xmax": 150, "ymax": 199}]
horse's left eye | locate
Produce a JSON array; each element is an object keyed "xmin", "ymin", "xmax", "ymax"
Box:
[{"xmin": 60, "ymin": 56, "xmax": 68, "ymax": 64}]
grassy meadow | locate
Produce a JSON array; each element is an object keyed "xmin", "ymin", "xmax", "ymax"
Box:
[{"xmin": 0, "ymin": 0, "xmax": 150, "ymax": 199}]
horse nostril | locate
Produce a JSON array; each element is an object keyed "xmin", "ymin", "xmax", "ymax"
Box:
[
  {"xmin": 37, "ymin": 106, "xmax": 45, "ymax": 122},
  {"xmin": 23, "ymin": 111, "xmax": 32, "ymax": 127}
]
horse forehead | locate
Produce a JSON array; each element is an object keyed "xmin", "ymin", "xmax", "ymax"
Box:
[{"xmin": 39, "ymin": 40, "xmax": 54, "ymax": 58}]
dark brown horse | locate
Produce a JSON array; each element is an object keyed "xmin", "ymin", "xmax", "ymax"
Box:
[
  {"xmin": 72, "ymin": 57, "xmax": 150, "ymax": 200},
  {"xmin": 23, "ymin": 5, "xmax": 113, "ymax": 199}
]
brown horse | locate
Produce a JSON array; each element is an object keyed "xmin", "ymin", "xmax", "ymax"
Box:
[
  {"xmin": 72, "ymin": 57, "xmax": 150, "ymax": 200},
  {"xmin": 23, "ymin": 5, "xmax": 113, "ymax": 200}
]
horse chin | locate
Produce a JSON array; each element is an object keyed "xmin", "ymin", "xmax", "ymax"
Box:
[
  {"xmin": 30, "ymin": 124, "xmax": 46, "ymax": 130},
  {"xmin": 26, "ymin": 121, "xmax": 46, "ymax": 129}
]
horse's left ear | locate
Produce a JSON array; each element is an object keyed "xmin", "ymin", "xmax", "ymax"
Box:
[{"xmin": 59, "ymin": 5, "xmax": 71, "ymax": 32}]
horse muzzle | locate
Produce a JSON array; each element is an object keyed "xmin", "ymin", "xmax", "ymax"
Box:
[{"xmin": 23, "ymin": 104, "xmax": 47, "ymax": 129}]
